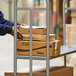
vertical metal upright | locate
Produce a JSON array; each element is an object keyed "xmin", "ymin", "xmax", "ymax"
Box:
[
  {"xmin": 14, "ymin": 0, "xmax": 50, "ymax": 76},
  {"xmin": 46, "ymin": 0, "xmax": 50, "ymax": 76},
  {"xmin": 63, "ymin": 0, "xmax": 67, "ymax": 67},
  {"xmin": 14, "ymin": 0, "xmax": 17, "ymax": 76},
  {"xmin": 63, "ymin": 0, "xmax": 66, "ymax": 45},
  {"xmin": 29, "ymin": 10, "xmax": 33, "ymax": 76}
]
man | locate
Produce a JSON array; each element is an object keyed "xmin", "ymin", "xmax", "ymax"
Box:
[{"xmin": 0, "ymin": 10, "xmax": 23, "ymax": 39}]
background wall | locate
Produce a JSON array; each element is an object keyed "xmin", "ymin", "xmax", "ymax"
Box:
[{"xmin": 0, "ymin": 0, "xmax": 9, "ymax": 19}]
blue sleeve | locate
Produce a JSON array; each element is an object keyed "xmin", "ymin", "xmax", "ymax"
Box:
[
  {"xmin": 0, "ymin": 11, "xmax": 14, "ymax": 27},
  {"xmin": 0, "ymin": 10, "xmax": 20, "ymax": 35},
  {"xmin": 0, "ymin": 10, "xmax": 13, "ymax": 35},
  {"xmin": 0, "ymin": 23, "xmax": 12, "ymax": 35}
]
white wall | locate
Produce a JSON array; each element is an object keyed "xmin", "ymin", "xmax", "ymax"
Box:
[
  {"xmin": 0, "ymin": 0, "xmax": 24, "ymax": 23},
  {"xmin": 0, "ymin": 0, "xmax": 9, "ymax": 19}
]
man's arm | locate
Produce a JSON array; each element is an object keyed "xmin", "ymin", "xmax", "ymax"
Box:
[
  {"xmin": 0, "ymin": 11, "xmax": 23, "ymax": 39},
  {"xmin": 0, "ymin": 23, "xmax": 23, "ymax": 39},
  {"xmin": 0, "ymin": 23, "xmax": 12, "ymax": 35},
  {"xmin": 0, "ymin": 10, "xmax": 15, "ymax": 27}
]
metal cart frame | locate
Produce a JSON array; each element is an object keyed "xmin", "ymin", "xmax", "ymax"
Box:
[{"xmin": 13, "ymin": 0, "xmax": 76, "ymax": 76}]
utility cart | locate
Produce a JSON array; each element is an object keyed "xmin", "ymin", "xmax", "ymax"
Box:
[{"xmin": 13, "ymin": 0, "xmax": 76, "ymax": 76}]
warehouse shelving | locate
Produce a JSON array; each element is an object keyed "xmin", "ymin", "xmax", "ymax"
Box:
[
  {"xmin": 17, "ymin": 7, "xmax": 46, "ymax": 10},
  {"xmin": 13, "ymin": 0, "xmax": 76, "ymax": 76},
  {"xmin": 63, "ymin": 0, "xmax": 76, "ymax": 45}
]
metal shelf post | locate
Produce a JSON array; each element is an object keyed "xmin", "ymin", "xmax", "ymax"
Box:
[
  {"xmin": 29, "ymin": 10, "xmax": 33, "ymax": 76},
  {"xmin": 46, "ymin": 0, "xmax": 50, "ymax": 76},
  {"xmin": 14, "ymin": 0, "xmax": 17, "ymax": 76},
  {"xmin": 63, "ymin": 0, "xmax": 67, "ymax": 67},
  {"xmin": 63, "ymin": 0, "xmax": 66, "ymax": 45}
]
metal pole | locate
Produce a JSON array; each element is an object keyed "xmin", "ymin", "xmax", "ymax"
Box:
[
  {"xmin": 14, "ymin": 0, "xmax": 17, "ymax": 76},
  {"xmin": 63, "ymin": 0, "xmax": 67, "ymax": 67},
  {"xmin": 46, "ymin": 0, "xmax": 50, "ymax": 76},
  {"xmin": 63, "ymin": 0, "xmax": 66, "ymax": 45},
  {"xmin": 29, "ymin": 10, "xmax": 33, "ymax": 76},
  {"xmin": 64, "ymin": 55, "xmax": 66, "ymax": 67}
]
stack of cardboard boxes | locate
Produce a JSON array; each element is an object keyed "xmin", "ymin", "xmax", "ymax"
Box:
[
  {"xmin": 17, "ymin": 26, "xmax": 61, "ymax": 56},
  {"xmin": 66, "ymin": 0, "xmax": 76, "ymax": 45}
]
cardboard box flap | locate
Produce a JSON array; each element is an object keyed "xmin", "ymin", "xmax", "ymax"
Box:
[
  {"xmin": 20, "ymin": 26, "xmax": 46, "ymax": 29},
  {"xmin": 23, "ymin": 34, "xmax": 55, "ymax": 41},
  {"xmin": 18, "ymin": 26, "xmax": 47, "ymax": 35}
]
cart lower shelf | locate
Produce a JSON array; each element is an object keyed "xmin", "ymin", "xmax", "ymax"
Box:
[{"xmin": 17, "ymin": 45, "xmax": 76, "ymax": 60}]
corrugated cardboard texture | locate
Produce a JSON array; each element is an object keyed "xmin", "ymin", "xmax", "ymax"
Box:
[
  {"xmin": 23, "ymin": 34, "xmax": 55, "ymax": 41},
  {"xmin": 17, "ymin": 40, "xmax": 61, "ymax": 56},
  {"xmin": 5, "ymin": 67, "xmax": 73, "ymax": 76},
  {"xmin": 18, "ymin": 26, "xmax": 46, "ymax": 35}
]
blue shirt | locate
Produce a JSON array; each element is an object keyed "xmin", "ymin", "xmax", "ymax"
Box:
[{"xmin": 0, "ymin": 10, "xmax": 14, "ymax": 35}]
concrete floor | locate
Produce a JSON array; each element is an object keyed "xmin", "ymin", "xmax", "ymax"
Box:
[{"xmin": 0, "ymin": 34, "xmax": 64, "ymax": 76}]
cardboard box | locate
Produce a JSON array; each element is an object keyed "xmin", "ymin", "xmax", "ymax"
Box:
[
  {"xmin": 66, "ymin": 24, "xmax": 76, "ymax": 45},
  {"xmin": 71, "ymin": 10, "xmax": 76, "ymax": 17},
  {"xmin": 70, "ymin": 0, "xmax": 76, "ymax": 7},
  {"xmin": 69, "ymin": 32, "xmax": 76, "ymax": 45},
  {"xmin": 70, "ymin": 24, "xmax": 76, "ymax": 31},
  {"xmin": 53, "ymin": 40, "xmax": 61, "ymax": 56},
  {"xmin": 23, "ymin": 34, "xmax": 55, "ymax": 41},
  {"xmin": 66, "ymin": 24, "xmax": 71, "ymax": 45},
  {"xmin": 70, "ymin": 32, "xmax": 76, "ymax": 40},
  {"xmin": 71, "ymin": 18, "xmax": 76, "ymax": 24},
  {"xmin": 18, "ymin": 26, "xmax": 46, "ymax": 35},
  {"xmin": 17, "ymin": 40, "xmax": 61, "ymax": 56},
  {"xmin": 5, "ymin": 67, "xmax": 73, "ymax": 76}
]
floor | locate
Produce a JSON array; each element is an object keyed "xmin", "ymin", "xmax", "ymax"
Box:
[{"xmin": 0, "ymin": 34, "xmax": 64, "ymax": 76}]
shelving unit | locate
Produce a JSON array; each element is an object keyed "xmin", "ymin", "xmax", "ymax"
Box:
[
  {"xmin": 13, "ymin": 0, "xmax": 76, "ymax": 76},
  {"xmin": 63, "ymin": 0, "xmax": 76, "ymax": 45}
]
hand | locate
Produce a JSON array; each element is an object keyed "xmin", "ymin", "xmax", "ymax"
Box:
[
  {"xmin": 11, "ymin": 26, "xmax": 23, "ymax": 40},
  {"xmin": 20, "ymin": 24, "xmax": 26, "ymax": 26}
]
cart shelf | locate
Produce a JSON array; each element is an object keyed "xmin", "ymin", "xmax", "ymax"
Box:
[
  {"xmin": 66, "ymin": 7, "xmax": 76, "ymax": 10},
  {"xmin": 17, "ymin": 45, "xmax": 76, "ymax": 60},
  {"xmin": 17, "ymin": 7, "xmax": 46, "ymax": 11}
]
